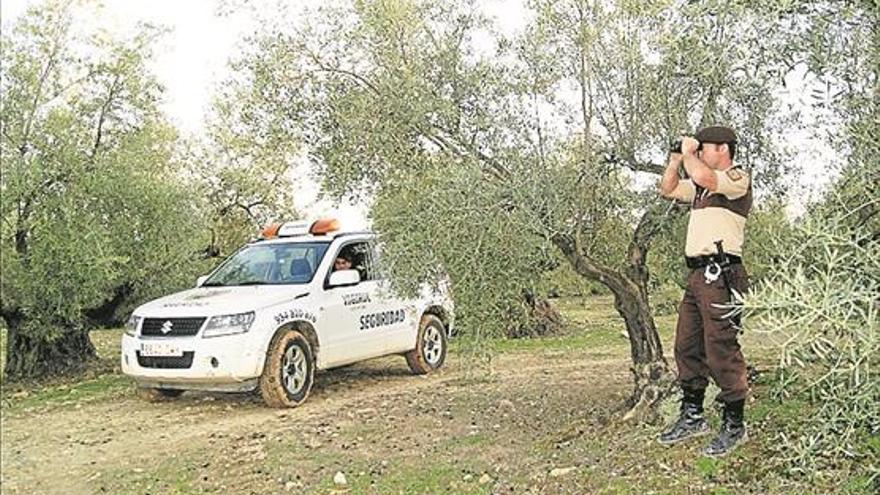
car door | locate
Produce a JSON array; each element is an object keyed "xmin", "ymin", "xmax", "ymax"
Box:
[
  {"xmin": 365, "ymin": 243, "xmax": 420, "ymax": 354},
  {"xmin": 317, "ymin": 240, "xmax": 386, "ymax": 367}
]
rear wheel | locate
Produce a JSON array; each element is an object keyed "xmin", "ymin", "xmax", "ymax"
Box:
[
  {"xmin": 405, "ymin": 314, "xmax": 447, "ymax": 374},
  {"xmin": 136, "ymin": 387, "xmax": 184, "ymax": 402},
  {"xmin": 259, "ymin": 329, "xmax": 315, "ymax": 408}
]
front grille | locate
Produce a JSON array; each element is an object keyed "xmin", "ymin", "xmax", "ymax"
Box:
[
  {"xmin": 141, "ymin": 317, "xmax": 206, "ymax": 337},
  {"xmin": 136, "ymin": 351, "xmax": 195, "ymax": 369}
]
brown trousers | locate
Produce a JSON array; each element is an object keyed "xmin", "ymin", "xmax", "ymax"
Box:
[{"xmin": 674, "ymin": 264, "xmax": 749, "ymax": 403}]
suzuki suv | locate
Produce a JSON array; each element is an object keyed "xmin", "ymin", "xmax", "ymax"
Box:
[{"xmin": 121, "ymin": 219, "xmax": 453, "ymax": 408}]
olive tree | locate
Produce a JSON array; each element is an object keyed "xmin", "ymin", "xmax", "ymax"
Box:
[
  {"xmin": 222, "ymin": 0, "xmax": 813, "ymax": 418},
  {"xmin": 185, "ymin": 52, "xmax": 305, "ymax": 259},
  {"xmin": 0, "ymin": 1, "xmax": 209, "ymax": 379},
  {"xmin": 742, "ymin": 0, "xmax": 878, "ymax": 483}
]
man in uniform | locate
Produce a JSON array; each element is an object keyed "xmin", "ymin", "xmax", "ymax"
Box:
[{"xmin": 658, "ymin": 126, "xmax": 752, "ymax": 457}]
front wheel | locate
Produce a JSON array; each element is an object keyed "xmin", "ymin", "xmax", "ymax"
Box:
[
  {"xmin": 259, "ymin": 329, "xmax": 315, "ymax": 408},
  {"xmin": 405, "ymin": 314, "xmax": 447, "ymax": 374}
]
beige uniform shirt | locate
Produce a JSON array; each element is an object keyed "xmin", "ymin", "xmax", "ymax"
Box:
[{"xmin": 668, "ymin": 167, "xmax": 752, "ymax": 257}]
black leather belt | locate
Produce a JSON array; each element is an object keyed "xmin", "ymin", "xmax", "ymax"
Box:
[{"xmin": 686, "ymin": 254, "xmax": 742, "ymax": 269}]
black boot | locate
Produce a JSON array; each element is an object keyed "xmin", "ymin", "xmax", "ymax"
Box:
[
  {"xmin": 703, "ymin": 399, "xmax": 747, "ymax": 457},
  {"xmin": 658, "ymin": 388, "xmax": 709, "ymax": 445}
]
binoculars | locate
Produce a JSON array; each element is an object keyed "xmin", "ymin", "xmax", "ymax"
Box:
[{"xmin": 669, "ymin": 138, "xmax": 703, "ymax": 154}]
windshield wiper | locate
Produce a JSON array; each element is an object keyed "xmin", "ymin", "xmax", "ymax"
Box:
[
  {"xmin": 201, "ymin": 281, "xmax": 225, "ymax": 287},
  {"xmin": 237, "ymin": 280, "xmax": 270, "ymax": 286}
]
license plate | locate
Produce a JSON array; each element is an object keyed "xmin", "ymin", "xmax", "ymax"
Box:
[{"xmin": 140, "ymin": 342, "xmax": 183, "ymax": 357}]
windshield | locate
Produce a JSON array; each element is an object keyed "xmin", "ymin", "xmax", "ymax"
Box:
[{"xmin": 203, "ymin": 242, "xmax": 330, "ymax": 286}]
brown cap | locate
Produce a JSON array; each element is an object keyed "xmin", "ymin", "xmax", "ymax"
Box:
[{"xmin": 695, "ymin": 126, "xmax": 737, "ymax": 144}]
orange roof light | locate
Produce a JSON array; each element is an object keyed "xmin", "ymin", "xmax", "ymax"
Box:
[
  {"xmin": 260, "ymin": 223, "xmax": 282, "ymax": 239},
  {"xmin": 260, "ymin": 219, "xmax": 340, "ymax": 239},
  {"xmin": 310, "ymin": 218, "xmax": 340, "ymax": 235}
]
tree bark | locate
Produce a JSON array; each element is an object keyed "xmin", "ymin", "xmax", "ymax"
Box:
[
  {"xmin": 511, "ymin": 290, "xmax": 564, "ymax": 338},
  {"xmin": 84, "ymin": 283, "xmax": 132, "ymax": 328},
  {"xmin": 610, "ymin": 287, "xmax": 675, "ymax": 423},
  {"xmin": 3, "ymin": 313, "xmax": 97, "ymax": 380},
  {"xmin": 552, "ymin": 231, "xmax": 675, "ymax": 423}
]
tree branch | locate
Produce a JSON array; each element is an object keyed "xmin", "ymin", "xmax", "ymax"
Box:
[
  {"xmin": 90, "ymin": 73, "xmax": 123, "ymax": 160},
  {"xmin": 236, "ymin": 200, "xmax": 263, "ymax": 220},
  {"xmin": 575, "ymin": 0, "xmax": 593, "ymax": 153},
  {"xmin": 550, "ymin": 232, "xmax": 632, "ymax": 295},
  {"xmin": 626, "ymin": 200, "xmax": 681, "ymax": 287},
  {"xmin": 602, "ymin": 153, "xmax": 665, "ymax": 175},
  {"xmin": 309, "ymin": 54, "xmax": 511, "ymax": 181},
  {"xmin": 20, "ymin": 36, "xmax": 62, "ymax": 155}
]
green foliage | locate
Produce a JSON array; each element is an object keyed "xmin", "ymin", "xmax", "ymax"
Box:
[
  {"xmin": 745, "ymin": 197, "xmax": 879, "ymax": 482},
  {"xmin": 372, "ymin": 159, "xmax": 550, "ymax": 339},
  {"xmin": 741, "ymin": 2, "xmax": 878, "ymax": 482},
  {"xmin": 223, "ymin": 0, "xmax": 808, "ymax": 349},
  {"xmin": 645, "ymin": 206, "xmax": 688, "ymax": 289},
  {"xmin": 536, "ymin": 261, "xmax": 606, "ymax": 298},
  {"xmin": 187, "ymin": 43, "xmax": 306, "ymax": 257},
  {"xmin": 742, "ymin": 198, "xmax": 798, "ymax": 283},
  {"xmin": 0, "ymin": 1, "xmax": 210, "ymax": 376}
]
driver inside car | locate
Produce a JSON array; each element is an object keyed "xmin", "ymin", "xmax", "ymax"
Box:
[{"xmin": 333, "ymin": 251, "xmax": 354, "ymax": 272}]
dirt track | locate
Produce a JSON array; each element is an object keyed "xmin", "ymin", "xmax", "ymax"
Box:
[
  {"xmin": 5, "ymin": 298, "xmax": 820, "ymax": 495},
  {"xmin": 1, "ymin": 342, "xmax": 633, "ymax": 495}
]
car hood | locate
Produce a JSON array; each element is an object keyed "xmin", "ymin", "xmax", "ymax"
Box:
[{"xmin": 136, "ymin": 286, "xmax": 308, "ymax": 317}]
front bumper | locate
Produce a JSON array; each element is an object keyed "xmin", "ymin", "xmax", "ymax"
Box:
[{"xmin": 121, "ymin": 333, "xmax": 264, "ymax": 391}]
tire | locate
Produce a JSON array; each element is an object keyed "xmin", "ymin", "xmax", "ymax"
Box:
[
  {"xmin": 136, "ymin": 387, "xmax": 184, "ymax": 402},
  {"xmin": 405, "ymin": 314, "xmax": 447, "ymax": 375},
  {"xmin": 258, "ymin": 329, "xmax": 315, "ymax": 408}
]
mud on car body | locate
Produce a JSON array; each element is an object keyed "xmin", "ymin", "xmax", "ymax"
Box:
[{"xmin": 121, "ymin": 219, "xmax": 454, "ymax": 407}]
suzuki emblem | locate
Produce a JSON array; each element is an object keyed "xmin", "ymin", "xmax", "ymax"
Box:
[{"xmin": 160, "ymin": 320, "xmax": 174, "ymax": 334}]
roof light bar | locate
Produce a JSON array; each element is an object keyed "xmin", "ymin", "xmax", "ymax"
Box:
[
  {"xmin": 276, "ymin": 221, "xmax": 312, "ymax": 237},
  {"xmin": 258, "ymin": 218, "xmax": 341, "ymax": 239},
  {"xmin": 310, "ymin": 218, "xmax": 340, "ymax": 235},
  {"xmin": 260, "ymin": 223, "xmax": 282, "ymax": 239}
]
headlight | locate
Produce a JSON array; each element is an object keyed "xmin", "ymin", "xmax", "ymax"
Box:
[
  {"xmin": 125, "ymin": 315, "xmax": 142, "ymax": 337},
  {"xmin": 202, "ymin": 311, "xmax": 255, "ymax": 338}
]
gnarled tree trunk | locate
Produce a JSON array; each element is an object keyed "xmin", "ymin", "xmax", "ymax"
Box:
[
  {"xmin": 509, "ymin": 289, "xmax": 564, "ymax": 338},
  {"xmin": 84, "ymin": 283, "xmax": 132, "ymax": 328},
  {"xmin": 552, "ymin": 202, "xmax": 678, "ymax": 422},
  {"xmin": 610, "ymin": 287, "xmax": 675, "ymax": 423},
  {"xmin": 3, "ymin": 310, "xmax": 97, "ymax": 380}
]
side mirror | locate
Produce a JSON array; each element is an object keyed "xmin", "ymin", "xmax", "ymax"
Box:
[
  {"xmin": 196, "ymin": 275, "xmax": 208, "ymax": 287},
  {"xmin": 328, "ymin": 269, "xmax": 360, "ymax": 288}
]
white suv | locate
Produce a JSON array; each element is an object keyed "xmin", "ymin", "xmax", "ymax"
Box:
[{"xmin": 121, "ymin": 219, "xmax": 453, "ymax": 408}]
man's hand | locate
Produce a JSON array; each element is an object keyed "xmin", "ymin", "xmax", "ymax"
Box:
[
  {"xmin": 681, "ymin": 138, "xmax": 718, "ymax": 190},
  {"xmin": 681, "ymin": 136, "xmax": 700, "ymax": 155}
]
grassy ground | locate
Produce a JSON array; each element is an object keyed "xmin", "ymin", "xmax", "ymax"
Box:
[{"xmin": 0, "ymin": 296, "xmax": 872, "ymax": 494}]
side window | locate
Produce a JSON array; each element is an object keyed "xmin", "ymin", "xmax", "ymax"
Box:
[
  {"xmin": 363, "ymin": 241, "xmax": 383, "ymax": 281},
  {"xmin": 332, "ymin": 241, "xmax": 383, "ymax": 282}
]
